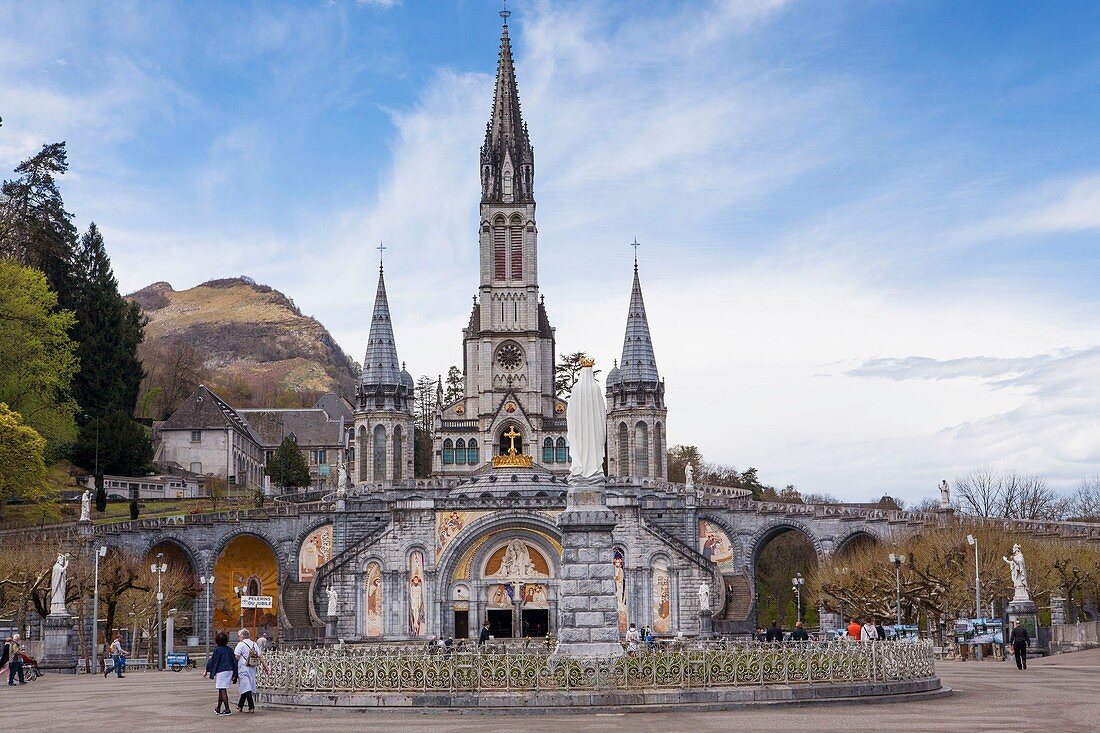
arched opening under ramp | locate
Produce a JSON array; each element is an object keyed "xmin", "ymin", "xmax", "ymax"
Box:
[
  {"xmin": 142, "ymin": 540, "xmax": 200, "ymax": 643},
  {"xmin": 212, "ymin": 534, "xmax": 279, "ymax": 639},
  {"xmin": 753, "ymin": 525, "xmax": 820, "ymax": 630}
]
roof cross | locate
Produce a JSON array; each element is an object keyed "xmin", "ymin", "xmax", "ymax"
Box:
[{"xmin": 630, "ymin": 237, "xmax": 641, "ymax": 269}]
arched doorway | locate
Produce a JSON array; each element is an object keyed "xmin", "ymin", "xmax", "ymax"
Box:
[
  {"xmin": 481, "ymin": 538, "xmax": 552, "ymax": 638},
  {"xmin": 834, "ymin": 531, "xmax": 879, "ymax": 560},
  {"xmin": 753, "ymin": 526, "xmax": 819, "ymax": 629},
  {"xmin": 213, "ymin": 534, "xmax": 279, "ymax": 639}
]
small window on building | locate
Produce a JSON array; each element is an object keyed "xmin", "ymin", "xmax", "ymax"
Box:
[
  {"xmin": 542, "ymin": 438, "xmax": 554, "ymax": 464},
  {"xmin": 455, "ymin": 438, "xmax": 467, "ymax": 465},
  {"xmin": 467, "ymin": 439, "xmax": 479, "ymax": 465},
  {"xmin": 556, "ymin": 437, "xmax": 569, "ymax": 463},
  {"xmin": 443, "ymin": 438, "xmax": 454, "ymax": 465},
  {"xmin": 190, "ymin": 430, "xmax": 201, "ymax": 443},
  {"xmin": 317, "ymin": 449, "xmax": 326, "ymax": 465},
  {"xmin": 503, "ymin": 171, "xmax": 513, "ymax": 197},
  {"xmin": 189, "ymin": 462, "xmax": 202, "ymax": 474}
]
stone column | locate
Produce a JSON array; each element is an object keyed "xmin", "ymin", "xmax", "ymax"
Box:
[
  {"xmin": 698, "ymin": 609, "xmax": 714, "ymax": 639},
  {"xmin": 552, "ymin": 475, "xmax": 623, "ymax": 659}
]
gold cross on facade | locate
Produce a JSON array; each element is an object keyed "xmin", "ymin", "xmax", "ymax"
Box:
[{"xmin": 503, "ymin": 427, "xmax": 521, "ymax": 455}]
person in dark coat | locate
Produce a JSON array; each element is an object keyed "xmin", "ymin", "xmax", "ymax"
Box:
[
  {"xmin": 204, "ymin": 632, "xmax": 237, "ymax": 715},
  {"xmin": 788, "ymin": 621, "xmax": 810, "ymax": 642},
  {"xmin": 765, "ymin": 620, "xmax": 784, "ymax": 642},
  {"xmin": 1009, "ymin": 620, "xmax": 1031, "ymax": 670},
  {"xmin": 478, "ymin": 621, "xmax": 491, "ymax": 647},
  {"xmin": 875, "ymin": 620, "xmax": 887, "ymax": 641}
]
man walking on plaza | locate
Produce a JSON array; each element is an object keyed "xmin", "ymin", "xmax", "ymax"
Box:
[
  {"xmin": 765, "ymin": 620, "xmax": 783, "ymax": 642},
  {"xmin": 104, "ymin": 634, "xmax": 127, "ymax": 678},
  {"xmin": 5, "ymin": 635, "xmax": 23, "ymax": 686},
  {"xmin": 789, "ymin": 621, "xmax": 809, "ymax": 641},
  {"xmin": 1010, "ymin": 620, "xmax": 1031, "ymax": 670},
  {"xmin": 847, "ymin": 618, "xmax": 862, "ymax": 640},
  {"xmin": 861, "ymin": 619, "xmax": 879, "ymax": 641}
]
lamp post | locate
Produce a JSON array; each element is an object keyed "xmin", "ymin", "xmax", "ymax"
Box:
[
  {"xmin": 966, "ymin": 534, "xmax": 983, "ymax": 661},
  {"xmin": 888, "ymin": 552, "xmax": 907, "ymax": 628},
  {"xmin": 791, "ymin": 572, "xmax": 804, "ymax": 623},
  {"xmin": 128, "ymin": 611, "xmax": 137, "ymax": 658},
  {"xmin": 91, "ymin": 545, "xmax": 107, "ymax": 674},
  {"xmin": 234, "ymin": 577, "xmax": 247, "ymax": 634},
  {"xmin": 151, "ymin": 552, "xmax": 168, "ymax": 670},
  {"xmin": 199, "ymin": 575, "xmax": 216, "ymax": 660}
]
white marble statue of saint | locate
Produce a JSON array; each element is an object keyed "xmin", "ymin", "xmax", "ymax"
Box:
[
  {"xmin": 566, "ymin": 359, "xmax": 606, "ymax": 481},
  {"xmin": 685, "ymin": 463, "xmax": 695, "ymax": 490},
  {"xmin": 1003, "ymin": 544, "xmax": 1030, "ymax": 601},
  {"xmin": 80, "ymin": 489, "xmax": 92, "ymax": 522},
  {"xmin": 939, "ymin": 480, "xmax": 951, "ymax": 509},
  {"xmin": 326, "ymin": 585, "xmax": 339, "ymax": 617},
  {"xmin": 49, "ymin": 553, "xmax": 70, "ymax": 615},
  {"xmin": 336, "ymin": 461, "xmax": 348, "ymax": 498},
  {"xmin": 698, "ymin": 581, "xmax": 711, "ymax": 613}
]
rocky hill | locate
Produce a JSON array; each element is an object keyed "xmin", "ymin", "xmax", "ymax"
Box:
[{"xmin": 129, "ymin": 277, "xmax": 358, "ymax": 411}]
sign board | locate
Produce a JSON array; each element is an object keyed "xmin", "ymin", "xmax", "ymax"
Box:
[{"xmin": 240, "ymin": 595, "xmax": 273, "ymax": 609}]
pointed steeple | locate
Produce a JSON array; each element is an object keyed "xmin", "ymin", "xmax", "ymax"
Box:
[
  {"xmin": 615, "ymin": 263, "xmax": 660, "ymax": 383},
  {"xmin": 360, "ymin": 264, "xmax": 404, "ymax": 387},
  {"xmin": 481, "ymin": 10, "xmax": 534, "ymax": 203}
]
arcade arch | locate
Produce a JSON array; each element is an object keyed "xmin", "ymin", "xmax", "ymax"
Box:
[
  {"xmin": 212, "ymin": 534, "xmax": 279, "ymax": 638},
  {"xmin": 751, "ymin": 523, "xmax": 821, "ymax": 629}
]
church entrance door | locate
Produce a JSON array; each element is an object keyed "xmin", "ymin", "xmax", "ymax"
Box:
[
  {"xmin": 487, "ymin": 609, "xmax": 513, "ymax": 638},
  {"xmin": 453, "ymin": 610, "xmax": 469, "ymax": 638},
  {"xmin": 521, "ymin": 608, "xmax": 548, "ymax": 638}
]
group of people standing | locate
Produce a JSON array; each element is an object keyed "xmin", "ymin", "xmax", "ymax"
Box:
[
  {"xmin": 845, "ymin": 617, "xmax": 888, "ymax": 641},
  {"xmin": 753, "ymin": 620, "xmax": 811, "ymax": 642},
  {"xmin": 203, "ymin": 629, "xmax": 269, "ymax": 715}
]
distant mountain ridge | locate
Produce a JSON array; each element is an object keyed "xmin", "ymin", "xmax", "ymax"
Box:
[{"xmin": 128, "ymin": 276, "xmax": 359, "ymax": 409}]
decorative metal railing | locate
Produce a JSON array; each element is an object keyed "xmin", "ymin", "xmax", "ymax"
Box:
[{"xmin": 258, "ymin": 641, "xmax": 935, "ymax": 693}]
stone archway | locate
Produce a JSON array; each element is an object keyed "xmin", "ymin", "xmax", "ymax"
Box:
[
  {"xmin": 212, "ymin": 533, "xmax": 280, "ymax": 638},
  {"xmin": 749, "ymin": 521, "xmax": 823, "ymax": 629}
]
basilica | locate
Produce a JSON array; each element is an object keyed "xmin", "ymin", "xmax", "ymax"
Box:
[{"xmin": 123, "ymin": 14, "xmax": 897, "ymax": 647}]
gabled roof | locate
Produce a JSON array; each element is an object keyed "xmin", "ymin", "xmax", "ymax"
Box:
[
  {"xmin": 236, "ymin": 408, "xmax": 344, "ymax": 449},
  {"xmin": 313, "ymin": 392, "xmax": 354, "ymax": 422},
  {"xmin": 157, "ymin": 385, "xmax": 261, "ymax": 443}
]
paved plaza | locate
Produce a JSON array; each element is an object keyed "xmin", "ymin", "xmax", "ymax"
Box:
[{"xmin": 9, "ymin": 649, "xmax": 1099, "ymax": 732}]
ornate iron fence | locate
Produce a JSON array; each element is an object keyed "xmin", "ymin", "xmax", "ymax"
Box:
[{"xmin": 258, "ymin": 641, "xmax": 935, "ymax": 693}]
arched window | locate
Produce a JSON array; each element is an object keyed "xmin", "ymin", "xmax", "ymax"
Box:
[
  {"xmin": 372, "ymin": 424, "xmax": 386, "ymax": 481},
  {"xmin": 556, "ymin": 437, "xmax": 568, "ymax": 463},
  {"xmin": 509, "ymin": 214, "xmax": 523, "ymax": 280},
  {"xmin": 654, "ymin": 423, "xmax": 664, "ymax": 478},
  {"xmin": 443, "ymin": 438, "xmax": 454, "ymax": 465},
  {"xmin": 467, "ymin": 438, "xmax": 479, "ymax": 465},
  {"xmin": 542, "ymin": 437, "xmax": 554, "ymax": 464},
  {"xmin": 634, "ymin": 422, "xmax": 649, "ymax": 477},
  {"xmin": 493, "ymin": 215, "xmax": 506, "ymax": 281},
  {"xmin": 503, "ymin": 170, "xmax": 513, "ymax": 197},
  {"xmin": 393, "ymin": 425, "xmax": 404, "ymax": 480},
  {"xmin": 358, "ymin": 426, "xmax": 368, "ymax": 481},
  {"xmin": 455, "ymin": 438, "xmax": 467, "ymax": 465},
  {"xmin": 618, "ymin": 422, "xmax": 629, "ymax": 475}
]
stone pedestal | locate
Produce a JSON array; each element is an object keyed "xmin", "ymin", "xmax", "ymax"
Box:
[
  {"xmin": 698, "ymin": 609, "xmax": 714, "ymax": 639},
  {"xmin": 552, "ymin": 476, "xmax": 623, "ymax": 659},
  {"xmin": 39, "ymin": 613, "xmax": 77, "ymax": 674},
  {"xmin": 1008, "ymin": 598, "xmax": 1040, "ymax": 648},
  {"xmin": 325, "ymin": 615, "xmax": 338, "ymax": 643},
  {"xmin": 1050, "ymin": 596, "xmax": 1067, "ymax": 627},
  {"xmin": 77, "ymin": 519, "xmax": 93, "ymax": 539}
]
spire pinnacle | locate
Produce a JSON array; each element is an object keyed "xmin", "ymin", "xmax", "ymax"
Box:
[
  {"xmin": 360, "ymin": 265, "xmax": 404, "ymax": 388},
  {"xmin": 377, "ymin": 241, "xmax": 387, "ymax": 271},
  {"xmin": 481, "ymin": 5, "xmax": 534, "ymax": 203},
  {"xmin": 613, "ymin": 261, "xmax": 660, "ymax": 384}
]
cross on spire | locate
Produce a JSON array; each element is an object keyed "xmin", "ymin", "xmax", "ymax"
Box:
[
  {"xmin": 630, "ymin": 237, "xmax": 641, "ymax": 270},
  {"xmin": 500, "ymin": 0, "xmax": 510, "ymax": 24},
  {"xmin": 377, "ymin": 241, "xmax": 387, "ymax": 270}
]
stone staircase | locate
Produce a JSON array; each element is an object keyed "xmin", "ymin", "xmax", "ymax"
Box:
[
  {"xmin": 281, "ymin": 580, "xmax": 314, "ymax": 629},
  {"xmin": 720, "ymin": 572, "xmax": 754, "ymax": 622}
]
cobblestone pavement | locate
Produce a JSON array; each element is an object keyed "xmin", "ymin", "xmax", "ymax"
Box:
[{"xmin": 9, "ymin": 649, "xmax": 1098, "ymax": 733}]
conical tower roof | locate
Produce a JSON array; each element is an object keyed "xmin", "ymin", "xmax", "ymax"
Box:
[
  {"xmin": 360, "ymin": 265, "xmax": 404, "ymax": 387},
  {"xmin": 481, "ymin": 11, "xmax": 534, "ymax": 202},
  {"xmin": 614, "ymin": 264, "xmax": 660, "ymax": 383}
]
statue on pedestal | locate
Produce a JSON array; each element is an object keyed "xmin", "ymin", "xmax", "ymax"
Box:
[
  {"xmin": 49, "ymin": 554, "xmax": 70, "ymax": 615},
  {"xmin": 939, "ymin": 480, "xmax": 951, "ymax": 509},
  {"xmin": 326, "ymin": 585, "xmax": 339, "ymax": 617},
  {"xmin": 80, "ymin": 490, "xmax": 91, "ymax": 522},
  {"xmin": 336, "ymin": 460, "xmax": 348, "ymax": 499},
  {"xmin": 697, "ymin": 581, "xmax": 711, "ymax": 613},
  {"xmin": 1003, "ymin": 544, "xmax": 1030, "ymax": 601},
  {"xmin": 566, "ymin": 358, "xmax": 606, "ymax": 483},
  {"xmin": 685, "ymin": 463, "xmax": 695, "ymax": 491}
]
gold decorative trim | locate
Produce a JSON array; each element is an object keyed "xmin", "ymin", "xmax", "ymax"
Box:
[
  {"xmin": 492, "ymin": 453, "xmax": 534, "ymax": 468},
  {"xmin": 579, "ymin": 356, "xmax": 596, "ymax": 367}
]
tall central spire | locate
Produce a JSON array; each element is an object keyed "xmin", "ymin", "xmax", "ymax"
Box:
[{"xmin": 481, "ymin": 11, "xmax": 534, "ymax": 203}]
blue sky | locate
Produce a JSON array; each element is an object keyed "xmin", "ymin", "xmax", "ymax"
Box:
[{"xmin": 2, "ymin": 0, "xmax": 1099, "ymax": 502}]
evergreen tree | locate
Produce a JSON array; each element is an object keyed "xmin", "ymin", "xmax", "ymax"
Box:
[
  {"xmin": 0, "ymin": 142, "xmax": 78, "ymax": 301},
  {"xmin": 265, "ymin": 436, "xmax": 311, "ymax": 490},
  {"xmin": 555, "ymin": 352, "xmax": 600, "ymax": 398},
  {"xmin": 413, "ymin": 427, "xmax": 433, "ymax": 479},
  {"xmin": 444, "ymin": 366, "xmax": 464, "ymax": 403},
  {"xmin": 128, "ymin": 498, "xmax": 139, "ymax": 520},
  {"xmin": 94, "ymin": 473, "xmax": 107, "ymax": 513},
  {"xmin": 69, "ymin": 223, "xmax": 150, "ymax": 474}
]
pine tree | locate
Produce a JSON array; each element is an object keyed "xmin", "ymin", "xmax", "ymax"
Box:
[
  {"xmin": 444, "ymin": 366, "xmax": 464, "ymax": 403},
  {"xmin": 555, "ymin": 352, "xmax": 601, "ymax": 398},
  {"xmin": 265, "ymin": 436, "xmax": 311, "ymax": 490},
  {"xmin": 0, "ymin": 142, "xmax": 78, "ymax": 301},
  {"xmin": 94, "ymin": 473, "xmax": 107, "ymax": 512},
  {"xmin": 69, "ymin": 223, "xmax": 150, "ymax": 475},
  {"xmin": 128, "ymin": 498, "xmax": 139, "ymax": 520}
]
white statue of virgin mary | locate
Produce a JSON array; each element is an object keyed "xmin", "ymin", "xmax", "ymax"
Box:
[{"xmin": 566, "ymin": 359, "xmax": 606, "ymax": 480}]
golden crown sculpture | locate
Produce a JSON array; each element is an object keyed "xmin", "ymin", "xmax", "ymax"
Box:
[{"xmin": 579, "ymin": 356, "xmax": 596, "ymax": 368}]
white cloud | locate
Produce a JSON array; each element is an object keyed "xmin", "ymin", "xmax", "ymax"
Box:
[{"xmin": 968, "ymin": 175, "xmax": 1100, "ymax": 238}]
